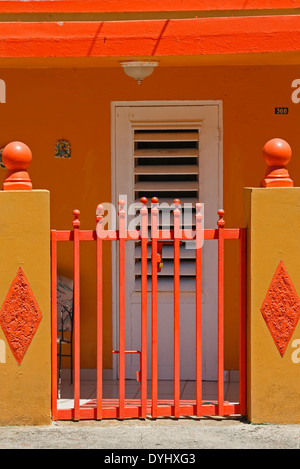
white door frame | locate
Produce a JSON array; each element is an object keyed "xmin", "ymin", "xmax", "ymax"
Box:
[{"xmin": 111, "ymin": 100, "xmax": 223, "ymax": 380}]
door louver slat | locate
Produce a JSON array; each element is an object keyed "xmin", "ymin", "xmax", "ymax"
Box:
[
  {"xmin": 134, "ymin": 148, "xmax": 198, "ymax": 158},
  {"xmin": 134, "ymin": 131, "xmax": 199, "ymax": 142},
  {"xmin": 134, "ymin": 165, "xmax": 199, "ymax": 175}
]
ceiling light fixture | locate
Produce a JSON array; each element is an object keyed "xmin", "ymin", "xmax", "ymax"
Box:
[{"xmin": 120, "ymin": 61, "xmax": 159, "ymax": 84}]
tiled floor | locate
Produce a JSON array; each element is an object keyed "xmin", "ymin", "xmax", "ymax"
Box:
[{"xmin": 57, "ymin": 373, "xmax": 239, "ymax": 410}]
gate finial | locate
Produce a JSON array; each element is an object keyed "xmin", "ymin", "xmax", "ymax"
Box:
[
  {"xmin": 118, "ymin": 199, "xmax": 126, "ymax": 213},
  {"xmin": 217, "ymin": 209, "xmax": 225, "ymax": 228},
  {"xmin": 2, "ymin": 141, "xmax": 32, "ymax": 190},
  {"xmin": 261, "ymin": 138, "xmax": 293, "ymax": 188},
  {"xmin": 73, "ymin": 209, "xmax": 80, "ymax": 228},
  {"xmin": 96, "ymin": 204, "xmax": 104, "ymax": 222},
  {"xmin": 140, "ymin": 197, "xmax": 148, "ymax": 239},
  {"xmin": 195, "ymin": 203, "xmax": 202, "ymax": 218}
]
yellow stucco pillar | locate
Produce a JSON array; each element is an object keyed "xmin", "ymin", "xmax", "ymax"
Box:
[
  {"xmin": 0, "ymin": 142, "xmax": 51, "ymax": 425},
  {"xmin": 244, "ymin": 139, "xmax": 300, "ymax": 424}
]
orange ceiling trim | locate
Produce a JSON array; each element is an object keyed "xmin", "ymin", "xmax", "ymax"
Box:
[
  {"xmin": 0, "ymin": 15, "xmax": 300, "ymax": 57},
  {"xmin": 0, "ymin": 0, "xmax": 300, "ymax": 14}
]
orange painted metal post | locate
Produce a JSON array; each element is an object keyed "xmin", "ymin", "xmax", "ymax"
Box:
[
  {"xmin": 118, "ymin": 200, "xmax": 126, "ymax": 420},
  {"xmin": 51, "ymin": 229, "xmax": 58, "ymax": 421},
  {"xmin": 173, "ymin": 199, "xmax": 181, "ymax": 418},
  {"xmin": 72, "ymin": 209, "xmax": 81, "ymax": 421},
  {"xmin": 239, "ymin": 228, "xmax": 247, "ymax": 416},
  {"xmin": 217, "ymin": 209, "xmax": 225, "ymax": 416},
  {"xmin": 96, "ymin": 205, "xmax": 103, "ymax": 420},
  {"xmin": 195, "ymin": 203, "xmax": 203, "ymax": 416},
  {"xmin": 140, "ymin": 197, "xmax": 148, "ymax": 418},
  {"xmin": 151, "ymin": 197, "xmax": 159, "ymax": 419}
]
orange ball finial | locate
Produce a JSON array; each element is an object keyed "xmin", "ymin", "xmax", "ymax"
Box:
[
  {"xmin": 72, "ymin": 209, "xmax": 80, "ymax": 228},
  {"xmin": 217, "ymin": 209, "xmax": 225, "ymax": 227},
  {"xmin": 2, "ymin": 141, "xmax": 32, "ymax": 170},
  {"xmin": 96, "ymin": 204, "xmax": 104, "ymax": 222},
  {"xmin": 261, "ymin": 138, "xmax": 293, "ymax": 188},
  {"xmin": 2, "ymin": 141, "xmax": 32, "ymax": 190}
]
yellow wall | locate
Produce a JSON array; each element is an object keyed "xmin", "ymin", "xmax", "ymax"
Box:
[
  {"xmin": 0, "ymin": 191, "xmax": 51, "ymax": 425},
  {"xmin": 0, "ymin": 64, "xmax": 299, "ymax": 371},
  {"xmin": 244, "ymin": 188, "xmax": 300, "ymax": 423}
]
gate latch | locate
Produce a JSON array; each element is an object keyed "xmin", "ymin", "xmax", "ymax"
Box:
[
  {"xmin": 157, "ymin": 242, "xmax": 163, "ymax": 272},
  {"xmin": 157, "ymin": 253, "xmax": 163, "ymax": 272}
]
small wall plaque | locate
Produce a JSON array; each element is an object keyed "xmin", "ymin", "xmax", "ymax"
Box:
[{"xmin": 55, "ymin": 139, "xmax": 71, "ymax": 159}]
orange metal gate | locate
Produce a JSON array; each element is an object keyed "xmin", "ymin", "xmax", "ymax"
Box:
[{"xmin": 51, "ymin": 198, "xmax": 247, "ymax": 421}]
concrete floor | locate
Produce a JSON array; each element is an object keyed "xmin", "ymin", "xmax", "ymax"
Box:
[{"xmin": 0, "ymin": 417, "xmax": 299, "ymax": 449}]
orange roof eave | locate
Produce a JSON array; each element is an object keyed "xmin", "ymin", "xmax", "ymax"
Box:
[
  {"xmin": 1, "ymin": 0, "xmax": 300, "ymax": 13},
  {"xmin": 1, "ymin": 15, "xmax": 300, "ymax": 58}
]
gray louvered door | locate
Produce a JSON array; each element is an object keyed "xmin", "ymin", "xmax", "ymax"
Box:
[{"xmin": 113, "ymin": 102, "xmax": 222, "ymax": 381}]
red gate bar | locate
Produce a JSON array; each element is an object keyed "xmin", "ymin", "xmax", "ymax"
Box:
[
  {"xmin": 51, "ymin": 200, "xmax": 247, "ymax": 421},
  {"xmin": 53, "ymin": 225, "xmax": 241, "ymax": 243},
  {"xmin": 140, "ymin": 198, "xmax": 148, "ymax": 418},
  {"xmin": 239, "ymin": 227, "xmax": 247, "ymax": 416},
  {"xmin": 54, "ymin": 400, "xmax": 241, "ymax": 420},
  {"xmin": 217, "ymin": 209, "xmax": 225, "ymax": 416},
  {"xmin": 96, "ymin": 205, "xmax": 103, "ymax": 420},
  {"xmin": 151, "ymin": 197, "xmax": 159, "ymax": 419},
  {"xmin": 72, "ymin": 209, "xmax": 81, "ymax": 421},
  {"xmin": 51, "ymin": 229, "xmax": 58, "ymax": 421},
  {"xmin": 173, "ymin": 199, "xmax": 181, "ymax": 418},
  {"xmin": 195, "ymin": 203, "xmax": 203, "ymax": 417},
  {"xmin": 118, "ymin": 200, "xmax": 126, "ymax": 420}
]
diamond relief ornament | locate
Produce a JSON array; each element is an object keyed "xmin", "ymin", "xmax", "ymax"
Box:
[
  {"xmin": 0, "ymin": 267, "xmax": 42, "ymax": 365},
  {"xmin": 261, "ymin": 261, "xmax": 300, "ymax": 357}
]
